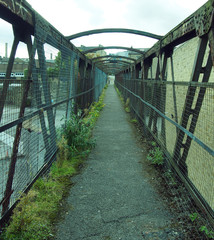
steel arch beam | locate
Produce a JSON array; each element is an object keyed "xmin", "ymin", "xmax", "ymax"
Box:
[
  {"xmin": 96, "ymin": 63, "xmax": 129, "ymax": 69},
  {"xmin": 98, "ymin": 64, "xmax": 128, "ymax": 71},
  {"xmin": 83, "ymin": 46, "xmax": 145, "ymax": 55},
  {"xmin": 97, "ymin": 63, "xmax": 127, "ymax": 69},
  {"xmin": 96, "ymin": 63, "xmax": 130, "ymax": 70},
  {"xmin": 94, "ymin": 59, "xmax": 131, "ymax": 66},
  {"xmin": 92, "ymin": 55, "xmax": 136, "ymax": 63},
  {"xmin": 66, "ymin": 28, "xmax": 162, "ymax": 40}
]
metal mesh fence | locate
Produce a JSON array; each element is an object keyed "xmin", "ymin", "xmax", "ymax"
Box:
[
  {"xmin": 0, "ymin": 16, "xmax": 107, "ymax": 218},
  {"xmin": 115, "ymin": 36, "xmax": 214, "ymax": 234}
]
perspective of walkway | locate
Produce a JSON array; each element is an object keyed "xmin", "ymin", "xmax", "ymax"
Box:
[{"xmin": 54, "ymin": 84, "xmax": 183, "ymax": 240}]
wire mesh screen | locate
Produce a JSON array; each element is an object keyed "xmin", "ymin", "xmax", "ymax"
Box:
[
  {"xmin": 115, "ymin": 35, "xmax": 214, "ymax": 233},
  {"xmin": 0, "ymin": 16, "xmax": 107, "ymax": 217}
]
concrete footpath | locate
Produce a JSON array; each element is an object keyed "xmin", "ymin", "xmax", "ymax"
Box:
[{"xmin": 54, "ymin": 84, "xmax": 179, "ymax": 240}]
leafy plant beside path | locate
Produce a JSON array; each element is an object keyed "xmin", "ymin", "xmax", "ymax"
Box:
[{"xmin": 1, "ymin": 85, "xmax": 107, "ymax": 240}]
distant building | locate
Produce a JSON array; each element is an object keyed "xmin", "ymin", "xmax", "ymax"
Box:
[{"xmin": 0, "ymin": 57, "xmax": 55, "ymax": 79}]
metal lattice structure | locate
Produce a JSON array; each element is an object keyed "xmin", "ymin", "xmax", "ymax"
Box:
[
  {"xmin": 0, "ymin": 0, "xmax": 213, "ymax": 233},
  {"xmin": 115, "ymin": 0, "xmax": 214, "ymax": 230},
  {"xmin": 0, "ymin": 1, "xmax": 107, "ymax": 220}
]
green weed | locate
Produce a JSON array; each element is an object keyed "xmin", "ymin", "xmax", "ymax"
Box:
[
  {"xmin": 189, "ymin": 212, "xmax": 199, "ymax": 222},
  {"xmin": 147, "ymin": 145, "xmax": 164, "ymax": 165},
  {"xmin": 130, "ymin": 118, "xmax": 138, "ymax": 124},
  {"xmin": 163, "ymin": 169, "xmax": 177, "ymax": 186},
  {"xmin": 199, "ymin": 226, "xmax": 214, "ymax": 239},
  {"xmin": 1, "ymin": 86, "xmax": 107, "ymax": 240}
]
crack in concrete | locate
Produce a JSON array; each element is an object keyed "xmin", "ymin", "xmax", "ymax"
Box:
[{"xmin": 102, "ymin": 211, "xmax": 147, "ymax": 224}]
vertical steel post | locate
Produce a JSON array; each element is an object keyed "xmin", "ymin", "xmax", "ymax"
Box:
[
  {"xmin": 37, "ymin": 40, "xmax": 57, "ymax": 161},
  {"xmin": 172, "ymin": 36, "xmax": 208, "ymax": 175},
  {"xmin": 0, "ymin": 37, "xmax": 19, "ymax": 122},
  {"xmin": 2, "ymin": 33, "xmax": 33, "ymax": 216}
]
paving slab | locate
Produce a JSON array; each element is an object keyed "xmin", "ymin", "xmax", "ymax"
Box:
[{"xmin": 54, "ymin": 84, "xmax": 181, "ymax": 240}]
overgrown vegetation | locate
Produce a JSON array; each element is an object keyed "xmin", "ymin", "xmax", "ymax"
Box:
[
  {"xmin": 189, "ymin": 213, "xmax": 214, "ymax": 239},
  {"xmin": 114, "ymin": 85, "xmax": 131, "ymax": 113},
  {"xmin": 1, "ymin": 85, "xmax": 107, "ymax": 240},
  {"xmin": 147, "ymin": 141, "xmax": 164, "ymax": 166}
]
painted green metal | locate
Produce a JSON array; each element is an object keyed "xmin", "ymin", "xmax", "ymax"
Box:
[
  {"xmin": 94, "ymin": 59, "xmax": 131, "ymax": 66},
  {"xmin": 83, "ymin": 46, "xmax": 145, "ymax": 55},
  {"xmin": 92, "ymin": 55, "xmax": 136, "ymax": 63},
  {"xmin": 66, "ymin": 28, "xmax": 162, "ymax": 40}
]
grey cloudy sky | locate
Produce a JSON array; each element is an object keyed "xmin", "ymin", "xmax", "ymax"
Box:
[{"xmin": 0, "ymin": 0, "xmax": 208, "ymax": 57}]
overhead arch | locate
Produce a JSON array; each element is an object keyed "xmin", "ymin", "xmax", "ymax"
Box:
[
  {"xmin": 96, "ymin": 63, "xmax": 129, "ymax": 70},
  {"xmin": 92, "ymin": 55, "xmax": 136, "ymax": 63},
  {"xmin": 97, "ymin": 62, "xmax": 130, "ymax": 71},
  {"xmin": 96, "ymin": 63, "xmax": 129, "ymax": 69},
  {"xmin": 94, "ymin": 59, "xmax": 132, "ymax": 66},
  {"xmin": 83, "ymin": 46, "xmax": 145, "ymax": 55},
  {"xmin": 66, "ymin": 28, "xmax": 162, "ymax": 41},
  {"xmin": 101, "ymin": 67, "xmax": 125, "ymax": 74}
]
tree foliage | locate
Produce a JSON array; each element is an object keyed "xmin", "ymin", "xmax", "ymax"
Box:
[{"xmin": 47, "ymin": 52, "xmax": 61, "ymax": 79}]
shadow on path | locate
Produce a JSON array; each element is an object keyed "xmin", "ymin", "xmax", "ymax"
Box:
[{"xmin": 55, "ymin": 84, "xmax": 180, "ymax": 240}]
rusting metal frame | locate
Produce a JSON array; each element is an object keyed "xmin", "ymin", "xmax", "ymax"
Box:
[
  {"xmin": 89, "ymin": 64, "xmax": 94, "ymax": 104},
  {"xmin": 140, "ymin": 59, "xmax": 151, "ymax": 136},
  {"xmin": 77, "ymin": 59, "xmax": 87, "ymax": 110},
  {"xmin": 96, "ymin": 64, "xmax": 128, "ymax": 71},
  {"xmin": 66, "ymin": 28, "xmax": 162, "ymax": 41},
  {"xmin": 131, "ymin": 79, "xmax": 214, "ymax": 88},
  {"xmin": 130, "ymin": 65, "xmax": 136, "ymax": 112},
  {"xmin": 97, "ymin": 65, "xmax": 127, "ymax": 75},
  {"xmin": 0, "ymin": 0, "xmax": 33, "ymax": 27},
  {"xmin": 2, "ymin": 31, "xmax": 34, "ymax": 216},
  {"xmin": 181, "ymin": 51, "xmax": 212, "ymax": 167},
  {"xmin": 94, "ymin": 59, "xmax": 132, "ymax": 65},
  {"xmin": 83, "ymin": 46, "xmax": 145, "ymax": 55},
  {"xmin": 115, "ymin": 81, "xmax": 214, "ymax": 155},
  {"xmin": 134, "ymin": 63, "xmax": 141, "ymax": 119},
  {"xmin": 74, "ymin": 55, "xmax": 80, "ymax": 113},
  {"xmin": 169, "ymin": 53, "xmax": 179, "ymax": 126},
  {"xmin": 0, "ymin": 35, "xmax": 19, "ymax": 122},
  {"xmin": 148, "ymin": 57, "xmax": 159, "ymax": 133},
  {"xmin": 31, "ymin": 58, "xmax": 51, "ymax": 159},
  {"xmin": 92, "ymin": 55, "xmax": 136, "ymax": 63},
  {"xmin": 53, "ymin": 49, "xmax": 65, "ymax": 119},
  {"xmin": 36, "ymin": 40, "xmax": 57, "ymax": 162},
  {"xmin": 82, "ymin": 62, "xmax": 88, "ymax": 109},
  {"xmin": 95, "ymin": 60, "xmax": 130, "ymax": 73},
  {"xmin": 66, "ymin": 51, "xmax": 76, "ymax": 118},
  {"xmin": 116, "ymin": 79, "xmax": 214, "ymax": 225},
  {"xmin": 95, "ymin": 62, "xmax": 129, "ymax": 68},
  {"xmin": 85, "ymin": 64, "xmax": 92, "ymax": 107},
  {"xmin": 208, "ymin": 4, "xmax": 214, "ymax": 67},
  {"xmin": 172, "ymin": 36, "xmax": 209, "ymax": 175},
  {"xmin": 0, "ymin": 1, "xmax": 91, "ymax": 64},
  {"xmin": 152, "ymin": 54, "xmax": 162, "ymax": 135},
  {"xmin": 159, "ymin": 51, "xmax": 168, "ymax": 147}
]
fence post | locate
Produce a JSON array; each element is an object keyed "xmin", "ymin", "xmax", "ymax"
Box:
[
  {"xmin": 2, "ymin": 32, "xmax": 33, "ymax": 216},
  {"xmin": 172, "ymin": 36, "xmax": 210, "ymax": 175}
]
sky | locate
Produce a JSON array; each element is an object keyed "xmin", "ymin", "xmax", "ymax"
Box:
[{"xmin": 0, "ymin": 0, "xmax": 209, "ymax": 58}]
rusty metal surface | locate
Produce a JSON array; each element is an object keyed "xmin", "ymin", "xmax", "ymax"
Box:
[
  {"xmin": 92, "ymin": 55, "xmax": 136, "ymax": 63},
  {"xmin": 0, "ymin": 0, "xmax": 33, "ymax": 26},
  {"xmin": 0, "ymin": 0, "xmax": 90, "ymax": 64},
  {"xmin": 83, "ymin": 46, "xmax": 145, "ymax": 55}
]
